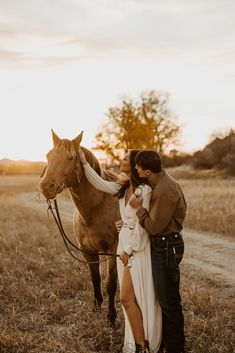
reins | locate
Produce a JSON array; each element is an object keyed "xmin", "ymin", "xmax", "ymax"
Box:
[{"xmin": 47, "ymin": 199, "xmax": 119, "ymax": 264}]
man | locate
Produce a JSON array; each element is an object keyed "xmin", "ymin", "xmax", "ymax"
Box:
[{"xmin": 129, "ymin": 150, "xmax": 187, "ymax": 353}]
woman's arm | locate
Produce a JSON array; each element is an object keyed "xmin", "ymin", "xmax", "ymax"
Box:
[
  {"xmin": 83, "ymin": 164, "xmax": 120, "ymax": 194},
  {"xmin": 78, "ymin": 149, "xmax": 120, "ymax": 194}
]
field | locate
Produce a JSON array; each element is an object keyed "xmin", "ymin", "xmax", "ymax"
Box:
[
  {"xmin": 0, "ymin": 175, "xmax": 234, "ymax": 353},
  {"xmin": 180, "ymin": 178, "xmax": 235, "ymax": 237},
  {"xmin": 168, "ymin": 166, "xmax": 235, "ymax": 237}
]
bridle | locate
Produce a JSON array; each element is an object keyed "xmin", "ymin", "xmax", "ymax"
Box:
[{"xmin": 47, "ymin": 199, "xmax": 119, "ymax": 264}]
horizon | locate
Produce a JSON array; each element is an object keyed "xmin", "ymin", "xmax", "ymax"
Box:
[
  {"xmin": 1, "ymin": 120, "xmax": 234, "ymax": 162},
  {"xmin": 1, "ymin": 0, "xmax": 235, "ymax": 161},
  {"xmin": 0, "ymin": 129, "xmax": 230, "ymax": 163}
]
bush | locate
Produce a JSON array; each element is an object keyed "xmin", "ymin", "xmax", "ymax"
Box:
[{"xmin": 162, "ymin": 152, "xmax": 192, "ymax": 168}]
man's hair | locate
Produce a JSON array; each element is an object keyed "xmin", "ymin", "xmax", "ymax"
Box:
[{"xmin": 135, "ymin": 150, "xmax": 162, "ymax": 173}]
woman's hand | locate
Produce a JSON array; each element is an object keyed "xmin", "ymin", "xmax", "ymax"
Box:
[
  {"xmin": 129, "ymin": 195, "xmax": 143, "ymax": 210},
  {"xmin": 78, "ymin": 149, "xmax": 87, "ymax": 165},
  {"xmin": 119, "ymin": 251, "xmax": 130, "ymax": 266}
]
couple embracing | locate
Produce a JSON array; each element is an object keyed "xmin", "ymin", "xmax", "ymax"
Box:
[{"xmin": 78, "ymin": 149, "xmax": 187, "ymax": 353}]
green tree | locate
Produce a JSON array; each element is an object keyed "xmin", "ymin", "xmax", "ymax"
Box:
[{"xmin": 93, "ymin": 90, "xmax": 181, "ymax": 164}]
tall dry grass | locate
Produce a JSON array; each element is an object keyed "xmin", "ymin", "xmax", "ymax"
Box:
[
  {"xmin": 167, "ymin": 166, "xmax": 235, "ymax": 237},
  {"xmin": 0, "ymin": 175, "xmax": 234, "ymax": 352},
  {"xmin": 0, "ymin": 180, "xmax": 124, "ymax": 353},
  {"xmin": 179, "ymin": 179, "xmax": 235, "ymax": 237}
]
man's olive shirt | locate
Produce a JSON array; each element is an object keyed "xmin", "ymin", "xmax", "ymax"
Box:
[{"xmin": 136, "ymin": 170, "xmax": 187, "ymax": 236}]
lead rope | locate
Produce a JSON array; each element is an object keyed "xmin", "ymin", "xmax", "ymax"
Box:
[{"xmin": 47, "ymin": 199, "xmax": 119, "ymax": 264}]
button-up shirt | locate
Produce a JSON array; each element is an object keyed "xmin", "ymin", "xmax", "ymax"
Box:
[{"xmin": 136, "ymin": 170, "xmax": 187, "ymax": 236}]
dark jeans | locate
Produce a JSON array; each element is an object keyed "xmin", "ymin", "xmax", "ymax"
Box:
[{"xmin": 151, "ymin": 233, "xmax": 185, "ymax": 353}]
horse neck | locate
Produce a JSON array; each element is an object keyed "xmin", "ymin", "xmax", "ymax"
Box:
[{"xmin": 69, "ymin": 174, "xmax": 104, "ymax": 222}]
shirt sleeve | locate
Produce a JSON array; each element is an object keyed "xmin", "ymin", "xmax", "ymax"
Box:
[
  {"xmin": 136, "ymin": 187, "xmax": 179, "ymax": 235},
  {"xmin": 124, "ymin": 185, "xmax": 152, "ymax": 254},
  {"xmin": 83, "ymin": 163, "xmax": 120, "ymax": 195}
]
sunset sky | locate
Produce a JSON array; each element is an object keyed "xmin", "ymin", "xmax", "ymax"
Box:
[{"xmin": 0, "ymin": 0, "xmax": 234, "ymax": 161}]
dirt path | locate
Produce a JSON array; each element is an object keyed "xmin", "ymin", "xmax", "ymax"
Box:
[
  {"xmin": 183, "ymin": 229, "xmax": 235, "ymax": 287},
  {"xmin": 17, "ymin": 192, "xmax": 235, "ymax": 289}
]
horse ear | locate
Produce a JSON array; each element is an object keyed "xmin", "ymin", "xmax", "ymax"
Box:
[
  {"xmin": 51, "ymin": 129, "xmax": 60, "ymax": 146},
  {"xmin": 73, "ymin": 131, "xmax": 83, "ymax": 148}
]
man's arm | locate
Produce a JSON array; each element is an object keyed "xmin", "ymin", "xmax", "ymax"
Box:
[{"xmin": 131, "ymin": 192, "xmax": 178, "ymax": 235}]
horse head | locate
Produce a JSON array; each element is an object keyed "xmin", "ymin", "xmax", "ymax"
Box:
[{"xmin": 40, "ymin": 130, "xmax": 84, "ymax": 200}]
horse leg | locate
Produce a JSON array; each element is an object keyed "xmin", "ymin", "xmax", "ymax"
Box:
[
  {"xmin": 84, "ymin": 253, "xmax": 103, "ymax": 309},
  {"xmin": 106, "ymin": 256, "xmax": 117, "ymax": 326}
]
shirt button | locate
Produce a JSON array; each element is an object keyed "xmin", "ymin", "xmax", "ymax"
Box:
[{"xmin": 162, "ymin": 237, "xmax": 165, "ymax": 240}]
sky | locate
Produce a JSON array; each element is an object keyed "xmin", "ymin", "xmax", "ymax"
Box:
[{"xmin": 0, "ymin": 0, "xmax": 234, "ymax": 161}]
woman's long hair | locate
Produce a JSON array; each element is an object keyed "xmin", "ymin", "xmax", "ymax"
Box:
[{"xmin": 114, "ymin": 149, "xmax": 148, "ymax": 199}]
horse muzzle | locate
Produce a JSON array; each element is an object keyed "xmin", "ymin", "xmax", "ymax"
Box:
[{"xmin": 39, "ymin": 180, "xmax": 66, "ymax": 200}]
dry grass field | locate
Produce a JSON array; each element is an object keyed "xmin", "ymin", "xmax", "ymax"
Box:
[
  {"xmin": 0, "ymin": 174, "xmax": 234, "ymax": 353},
  {"xmin": 180, "ymin": 179, "xmax": 235, "ymax": 237},
  {"xmin": 168, "ymin": 166, "xmax": 235, "ymax": 237}
]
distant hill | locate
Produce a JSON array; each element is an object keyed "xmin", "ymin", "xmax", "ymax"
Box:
[
  {"xmin": 0, "ymin": 158, "xmax": 46, "ymax": 175},
  {"xmin": 0, "ymin": 158, "xmax": 14, "ymax": 165},
  {"xmin": 151, "ymin": 129, "xmax": 235, "ymax": 176},
  {"xmin": 192, "ymin": 129, "xmax": 235, "ymax": 175}
]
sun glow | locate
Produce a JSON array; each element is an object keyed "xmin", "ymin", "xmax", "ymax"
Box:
[{"xmin": 0, "ymin": 1, "xmax": 234, "ymax": 161}]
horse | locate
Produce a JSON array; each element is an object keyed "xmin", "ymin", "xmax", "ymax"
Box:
[{"xmin": 40, "ymin": 130, "xmax": 120, "ymax": 325}]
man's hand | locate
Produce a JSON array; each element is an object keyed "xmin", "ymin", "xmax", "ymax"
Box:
[
  {"xmin": 78, "ymin": 149, "xmax": 87, "ymax": 165},
  {"xmin": 129, "ymin": 195, "xmax": 143, "ymax": 210},
  {"xmin": 115, "ymin": 219, "xmax": 123, "ymax": 232},
  {"xmin": 119, "ymin": 251, "xmax": 130, "ymax": 266}
]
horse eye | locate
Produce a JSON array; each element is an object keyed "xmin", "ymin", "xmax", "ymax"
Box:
[{"xmin": 68, "ymin": 156, "xmax": 73, "ymax": 161}]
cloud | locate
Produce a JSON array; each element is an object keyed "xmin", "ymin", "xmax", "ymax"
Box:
[{"xmin": 0, "ymin": 0, "xmax": 235, "ymax": 68}]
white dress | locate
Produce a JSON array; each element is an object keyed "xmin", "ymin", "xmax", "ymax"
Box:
[{"xmin": 83, "ymin": 164, "xmax": 162, "ymax": 352}]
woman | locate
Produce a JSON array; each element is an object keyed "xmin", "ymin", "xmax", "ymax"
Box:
[{"xmin": 78, "ymin": 149, "xmax": 162, "ymax": 353}]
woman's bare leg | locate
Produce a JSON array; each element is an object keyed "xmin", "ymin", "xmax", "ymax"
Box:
[{"xmin": 120, "ymin": 265, "xmax": 145, "ymax": 347}]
